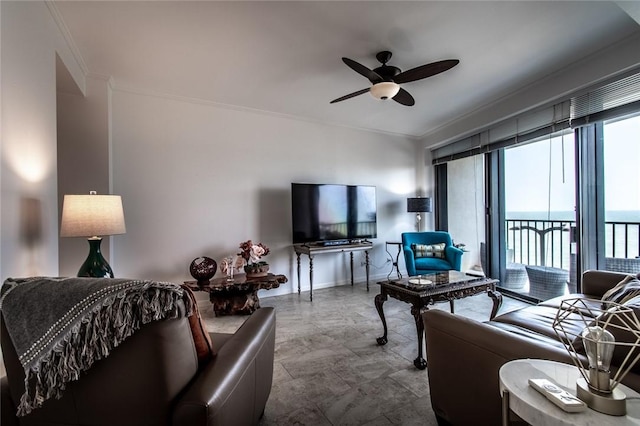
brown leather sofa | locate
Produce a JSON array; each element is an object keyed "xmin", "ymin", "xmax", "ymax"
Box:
[
  {"xmin": 423, "ymin": 270, "xmax": 640, "ymax": 426},
  {"xmin": 0, "ymin": 301, "xmax": 276, "ymax": 426}
]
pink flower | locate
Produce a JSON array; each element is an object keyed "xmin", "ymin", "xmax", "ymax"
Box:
[{"xmin": 238, "ymin": 240, "xmax": 270, "ymax": 264}]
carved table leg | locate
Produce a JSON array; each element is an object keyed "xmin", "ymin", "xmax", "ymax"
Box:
[
  {"xmin": 488, "ymin": 288, "xmax": 503, "ymax": 319},
  {"xmin": 411, "ymin": 304, "xmax": 428, "ymax": 370},
  {"xmin": 449, "ymin": 299, "xmax": 455, "ymax": 314},
  {"xmin": 375, "ymin": 292, "xmax": 388, "ymax": 345}
]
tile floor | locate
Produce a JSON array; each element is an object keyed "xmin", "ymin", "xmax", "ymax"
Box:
[{"xmin": 198, "ymin": 283, "xmax": 530, "ymax": 426}]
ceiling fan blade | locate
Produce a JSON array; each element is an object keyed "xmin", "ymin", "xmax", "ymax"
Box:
[
  {"xmin": 330, "ymin": 88, "xmax": 370, "ymax": 104},
  {"xmin": 342, "ymin": 57, "xmax": 383, "ymax": 83},
  {"xmin": 392, "ymin": 88, "xmax": 415, "ymax": 106},
  {"xmin": 393, "ymin": 59, "xmax": 460, "ymax": 84}
]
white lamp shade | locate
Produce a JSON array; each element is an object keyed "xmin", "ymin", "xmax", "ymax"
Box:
[
  {"xmin": 370, "ymin": 82, "xmax": 400, "ymax": 100},
  {"xmin": 60, "ymin": 194, "xmax": 126, "ymax": 238}
]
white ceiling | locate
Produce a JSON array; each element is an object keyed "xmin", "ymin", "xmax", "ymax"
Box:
[{"xmin": 54, "ymin": 1, "xmax": 640, "ymax": 138}]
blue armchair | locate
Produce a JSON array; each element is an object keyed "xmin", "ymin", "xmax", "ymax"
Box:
[{"xmin": 402, "ymin": 231, "xmax": 464, "ymax": 276}]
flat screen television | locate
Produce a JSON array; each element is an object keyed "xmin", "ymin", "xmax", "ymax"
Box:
[{"xmin": 291, "ymin": 183, "xmax": 377, "ymax": 244}]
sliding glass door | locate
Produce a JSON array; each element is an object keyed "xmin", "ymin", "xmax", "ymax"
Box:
[
  {"xmin": 503, "ymin": 131, "xmax": 576, "ymax": 300},
  {"xmin": 602, "ymin": 114, "xmax": 640, "ymax": 273}
]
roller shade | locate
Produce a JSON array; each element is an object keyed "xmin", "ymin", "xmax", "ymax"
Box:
[
  {"xmin": 570, "ymin": 71, "xmax": 640, "ymax": 128},
  {"xmin": 431, "ymin": 101, "xmax": 570, "ymax": 165}
]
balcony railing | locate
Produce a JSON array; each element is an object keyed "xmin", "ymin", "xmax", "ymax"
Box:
[{"xmin": 506, "ymin": 218, "xmax": 640, "ymax": 270}]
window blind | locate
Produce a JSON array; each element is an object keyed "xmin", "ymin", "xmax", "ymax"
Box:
[
  {"xmin": 570, "ymin": 71, "xmax": 640, "ymax": 128},
  {"xmin": 431, "ymin": 101, "xmax": 570, "ymax": 165}
]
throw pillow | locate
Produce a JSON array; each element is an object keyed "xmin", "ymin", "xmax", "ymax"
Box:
[
  {"xmin": 181, "ymin": 285, "xmax": 216, "ymax": 366},
  {"xmin": 601, "ymin": 274, "xmax": 640, "ymax": 308},
  {"xmin": 412, "ymin": 243, "xmax": 446, "ymax": 259}
]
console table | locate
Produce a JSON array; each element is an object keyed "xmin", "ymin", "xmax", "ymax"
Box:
[{"xmin": 293, "ymin": 241, "xmax": 372, "ymax": 301}]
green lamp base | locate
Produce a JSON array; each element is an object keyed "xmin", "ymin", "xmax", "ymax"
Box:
[{"xmin": 78, "ymin": 238, "xmax": 114, "ymax": 278}]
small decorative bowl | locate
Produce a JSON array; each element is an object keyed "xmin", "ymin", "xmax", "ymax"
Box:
[{"xmin": 189, "ymin": 256, "xmax": 217, "ymax": 286}]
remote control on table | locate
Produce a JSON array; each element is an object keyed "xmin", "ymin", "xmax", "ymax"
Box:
[{"xmin": 528, "ymin": 378, "xmax": 586, "ymax": 413}]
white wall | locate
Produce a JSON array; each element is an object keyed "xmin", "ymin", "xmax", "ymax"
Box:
[
  {"xmin": 111, "ymin": 90, "xmax": 418, "ymax": 296},
  {"xmin": 0, "ymin": 1, "xmax": 84, "ymax": 282},
  {"xmin": 57, "ymin": 76, "xmax": 112, "ymax": 277}
]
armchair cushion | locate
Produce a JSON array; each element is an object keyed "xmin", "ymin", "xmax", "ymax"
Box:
[
  {"xmin": 411, "ymin": 243, "xmax": 446, "ymax": 259},
  {"xmin": 414, "ymin": 257, "xmax": 454, "ymax": 271}
]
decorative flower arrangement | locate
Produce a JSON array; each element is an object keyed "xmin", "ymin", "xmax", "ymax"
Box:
[{"xmin": 238, "ymin": 240, "xmax": 271, "ymax": 277}]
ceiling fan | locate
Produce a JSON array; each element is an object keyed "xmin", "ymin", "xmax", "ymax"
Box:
[{"xmin": 330, "ymin": 51, "xmax": 459, "ymax": 106}]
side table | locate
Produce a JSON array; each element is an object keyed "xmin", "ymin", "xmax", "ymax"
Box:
[
  {"xmin": 184, "ymin": 273, "xmax": 287, "ymax": 316},
  {"xmin": 499, "ymin": 359, "xmax": 640, "ymax": 426},
  {"xmin": 385, "ymin": 241, "xmax": 402, "ymax": 280}
]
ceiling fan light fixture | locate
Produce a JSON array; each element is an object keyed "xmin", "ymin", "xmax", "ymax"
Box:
[{"xmin": 370, "ymin": 82, "xmax": 400, "ymax": 100}]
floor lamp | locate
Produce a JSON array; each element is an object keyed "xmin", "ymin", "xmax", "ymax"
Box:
[
  {"xmin": 407, "ymin": 197, "xmax": 432, "ymax": 232},
  {"xmin": 60, "ymin": 191, "xmax": 126, "ymax": 278}
]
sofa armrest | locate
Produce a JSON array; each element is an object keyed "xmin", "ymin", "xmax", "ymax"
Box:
[
  {"xmin": 581, "ymin": 269, "xmax": 629, "ymax": 298},
  {"xmin": 172, "ymin": 307, "xmax": 275, "ymax": 426},
  {"xmin": 423, "ymin": 309, "xmax": 576, "ymax": 426}
]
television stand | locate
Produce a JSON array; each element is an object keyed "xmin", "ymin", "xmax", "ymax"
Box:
[{"xmin": 293, "ymin": 241, "xmax": 373, "ymax": 301}]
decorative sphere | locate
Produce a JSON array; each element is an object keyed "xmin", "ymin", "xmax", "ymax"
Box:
[{"xmin": 189, "ymin": 256, "xmax": 217, "ymax": 285}]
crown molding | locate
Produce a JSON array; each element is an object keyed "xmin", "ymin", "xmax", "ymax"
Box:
[
  {"xmin": 46, "ymin": 1, "xmax": 89, "ymax": 76},
  {"xmin": 112, "ymin": 84, "xmax": 421, "ymax": 141}
]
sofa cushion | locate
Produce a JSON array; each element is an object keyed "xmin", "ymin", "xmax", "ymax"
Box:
[
  {"xmin": 492, "ymin": 305, "xmax": 589, "ymax": 342},
  {"xmin": 412, "ymin": 243, "xmax": 445, "ymax": 259},
  {"xmin": 181, "ymin": 286, "xmax": 216, "ymax": 366},
  {"xmin": 539, "ymin": 295, "xmax": 602, "ymax": 318},
  {"xmin": 601, "ymin": 274, "xmax": 640, "ymax": 306}
]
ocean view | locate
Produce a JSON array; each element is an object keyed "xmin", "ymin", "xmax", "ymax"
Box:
[{"xmin": 507, "ymin": 210, "xmax": 640, "ymax": 223}]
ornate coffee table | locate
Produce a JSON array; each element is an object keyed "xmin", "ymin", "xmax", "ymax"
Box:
[
  {"xmin": 375, "ymin": 271, "xmax": 501, "ymax": 369},
  {"xmin": 185, "ymin": 273, "xmax": 287, "ymax": 316}
]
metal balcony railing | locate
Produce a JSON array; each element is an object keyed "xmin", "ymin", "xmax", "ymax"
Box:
[{"xmin": 506, "ymin": 218, "xmax": 640, "ymax": 270}]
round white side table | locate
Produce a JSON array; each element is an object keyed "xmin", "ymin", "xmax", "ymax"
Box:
[{"xmin": 499, "ymin": 359, "xmax": 640, "ymax": 426}]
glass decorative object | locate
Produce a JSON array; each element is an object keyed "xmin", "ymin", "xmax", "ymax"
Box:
[{"xmin": 220, "ymin": 255, "xmax": 238, "ymax": 282}]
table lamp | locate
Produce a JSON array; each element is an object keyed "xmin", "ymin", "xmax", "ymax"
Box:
[
  {"xmin": 60, "ymin": 191, "xmax": 126, "ymax": 278},
  {"xmin": 553, "ymin": 298, "xmax": 640, "ymax": 415},
  {"xmin": 407, "ymin": 197, "xmax": 432, "ymax": 231}
]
